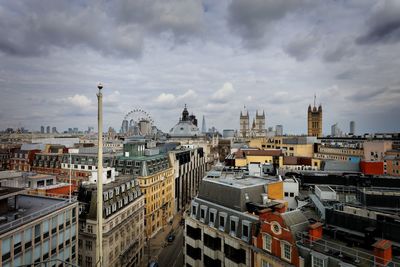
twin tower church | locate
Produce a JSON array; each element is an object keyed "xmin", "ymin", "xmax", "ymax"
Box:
[{"xmin": 239, "ymin": 99, "xmax": 322, "ymax": 138}]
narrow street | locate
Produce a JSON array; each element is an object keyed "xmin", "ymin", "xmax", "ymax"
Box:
[
  {"xmin": 141, "ymin": 213, "xmax": 184, "ymax": 267},
  {"xmin": 158, "ymin": 224, "xmax": 184, "ymax": 267}
]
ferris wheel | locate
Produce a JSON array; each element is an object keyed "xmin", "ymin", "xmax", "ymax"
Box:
[{"xmin": 121, "ymin": 108, "xmax": 154, "ymax": 135}]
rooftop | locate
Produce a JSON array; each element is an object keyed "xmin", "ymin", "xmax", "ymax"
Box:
[{"xmin": 0, "ymin": 192, "xmax": 76, "ymax": 234}]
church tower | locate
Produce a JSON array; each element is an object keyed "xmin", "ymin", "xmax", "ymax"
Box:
[
  {"xmin": 240, "ymin": 108, "xmax": 250, "ymax": 138},
  {"xmin": 307, "ymin": 96, "xmax": 322, "ymax": 137},
  {"xmin": 255, "ymin": 110, "xmax": 266, "ymax": 136}
]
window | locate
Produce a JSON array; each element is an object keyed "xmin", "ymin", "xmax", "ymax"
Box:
[
  {"xmin": 87, "ymin": 225, "xmax": 93, "ymax": 233},
  {"xmin": 86, "ymin": 240, "xmax": 93, "ymax": 251},
  {"xmin": 312, "ymin": 256, "xmax": 325, "ymax": 267},
  {"xmin": 284, "ymin": 192, "xmax": 289, "ymax": 197},
  {"xmin": 262, "ymin": 260, "xmax": 272, "ymax": 267},
  {"xmin": 85, "ymin": 256, "xmax": 93, "ymax": 267},
  {"xmin": 242, "ymin": 221, "xmax": 250, "ymax": 241},
  {"xmin": 289, "ymin": 192, "xmax": 295, "ymax": 197},
  {"xmin": 219, "ymin": 213, "xmax": 227, "ymax": 231},
  {"xmin": 191, "ymin": 202, "xmax": 198, "ymax": 218},
  {"xmin": 200, "ymin": 206, "xmax": 207, "ymax": 222},
  {"xmin": 281, "ymin": 241, "xmax": 292, "ymax": 262},
  {"xmin": 209, "ymin": 209, "xmax": 217, "ymax": 227},
  {"xmin": 230, "ymin": 216, "xmax": 239, "ymax": 236},
  {"xmin": 263, "ymin": 233, "xmax": 272, "ymax": 252}
]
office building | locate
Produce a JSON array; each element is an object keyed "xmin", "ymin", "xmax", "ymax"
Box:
[
  {"xmin": 0, "ymin": 187, "xmax": 78, "ymax": 266},
  {"xmin": 276, "ymin": 124, "xmax": 283, "ymax": 136},
  {"xmin": 169, "ymin": 146, "xmax": 206, "ymax": 213},
  {"xmin": 350, "ymin": 121, "xmax": 355, "ymax": 135},
  {"xmin": 184, "ymin": 170, "xmax": 285, "ymax": 267}
]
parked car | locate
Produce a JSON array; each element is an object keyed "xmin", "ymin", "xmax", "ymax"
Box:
[
  {"xmin": 167, "ymin": 234, "xmax": 175, "ymax": 242},
  {"xmin": 148, "ymin": 260, "xmax": 159, "ymax": 267}
]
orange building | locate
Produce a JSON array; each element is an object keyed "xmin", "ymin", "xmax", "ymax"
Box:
[{"xmin": 253, "ymin": 206, "xmax": 311, "ymax": 267}]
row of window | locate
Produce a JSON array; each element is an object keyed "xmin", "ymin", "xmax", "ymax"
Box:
[
  {"xmin": 262, "ymin": 233, "xmax": 292, "ymax": 262},
  {"xmin": 191, "ymin": 203, "xmax": 251, "ymax": 241}
]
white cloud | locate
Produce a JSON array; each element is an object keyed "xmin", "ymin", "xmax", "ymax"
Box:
[
  {"xmin": 155, "ymin": 93, "xmax": 176, "ymax": 103},
  {"xmin": 66, "ymin": 94, "xmax": 93, "ymax": 108},
  {"xmin": 211, "ymin": 82, "xmax": 235, "ymax": 103}
]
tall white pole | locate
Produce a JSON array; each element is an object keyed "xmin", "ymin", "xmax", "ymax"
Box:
[
  {"xmin": 69, "ymin": 153, "xmax": 72, "ymax": 202},
  {"xmin": 96, "ymin": 83, "xmax": 104, "ymax": 267}
]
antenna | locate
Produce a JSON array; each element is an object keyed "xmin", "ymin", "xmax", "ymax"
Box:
[{"xmin": 314, "ymin": 93, "xmax": 316, "ymax": 107}]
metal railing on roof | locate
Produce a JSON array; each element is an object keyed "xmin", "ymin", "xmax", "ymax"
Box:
[
  {"xmin": 19, "ymin": 259, "xmax": 79, "ymax": 267},
  {"xmin": 0, "ymin": 196, "xmax": 76, "ymax": 234},
  {"xmin": 296, "ymin": 231, "xmax": 400, "ymax": 267}
]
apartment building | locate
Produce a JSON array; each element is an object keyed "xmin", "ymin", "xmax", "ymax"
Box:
[
  {"xmin": 0, "ymin": 188, "xmax": 79, "ymax": 266},
  {"xmin": 184, "ymin": 171, "xmax": 286, "ymax": 267},
  {"xmin": 249, "ymin": 136, "xmax": 316, "ymax": 158},
  {"xmin": 77, "ymin": 175, "xmax": 145, "ymax": 267}
]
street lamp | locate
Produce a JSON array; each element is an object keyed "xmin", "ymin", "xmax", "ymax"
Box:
[{"xmin": 96, "ymin": 83, "xmax": 104, "ymax": 267}]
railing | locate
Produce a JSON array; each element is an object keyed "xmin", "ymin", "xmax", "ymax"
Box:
[
  {"xmin": 0, "ymin": 197, "xmax": 76, "ymax": 233},
  {"xmin": 19, "ymin": 259, "xmax": 79, "ymax": 267},
  {"xmin": 296, "ymin": 232, "xmax": 400, "ymax": 267}
]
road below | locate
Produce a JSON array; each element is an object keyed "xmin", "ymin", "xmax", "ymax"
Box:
[{"xmin": 157, "ymin": 224, "xmax": 184, "ymax": 267}]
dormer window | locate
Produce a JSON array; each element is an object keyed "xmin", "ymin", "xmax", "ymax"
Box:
[
  {"xmin": 209, "ymin": 209, "xmax": 217, "ymax": 227},
  {"xmin": 200, "ymin": 205, "xmax": 207, "ymax": 223},
  {"xmin": 230, "ymin": 216, "xmax": 239, "ymax": 237},
  {"xmin": 241, "ymin": 220, "xmax": 251, "ymax": 242},
  {"xmin": 219, "ymin": 212, "xmax": 227, "ymax": 231},
  {"xmin": 191, "ymin": 202, "xmax": 199, "ymax": 218}
]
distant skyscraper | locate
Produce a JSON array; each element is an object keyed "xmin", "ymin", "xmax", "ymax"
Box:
[
  {"xmin": 46, "ymin": 126, "xmax": 50, "ymax": 134},
  {"xmin": 201, "ymin": 115, "xmax": 206, "ymax": 133},
  {"xmin": 40, "ymin": 126, "xmax": 45, "ymax": 134},
  {"xmin": 350, "ymin": 121, "xmax": 355, "ymax": 135},
  {"xmin": 331, "ymin": 123, "xmax": 342, "ymax": 137},
  {"xmin": 276, "ymin": 125, "xmax": 283, "ymax": 136},
  {"xmin": 51, "ymin": 127, "xmax": 57, "ymax": 134},
  {"xmin": 307, "ymin": 95, "xmax": 322, "ymax": 137}
]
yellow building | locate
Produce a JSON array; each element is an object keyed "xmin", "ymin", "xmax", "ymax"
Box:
[
  {"xmin": 233, "ymin": 149, "xmax": 284, "ymax": 168},
  {"xmin": 138, "ymin": 166, "xmax": 174, "ymax": 237},
  {"xmin": 249, "ymin": 136, "xmax": 315, "ymax": 158},
  {"xmin": 117, "ymin": 141, "xmax": 175, "ymax": 238}
]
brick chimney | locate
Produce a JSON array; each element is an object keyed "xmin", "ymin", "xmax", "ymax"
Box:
[
  {"xmin": 373, "ymin": 240, "xmax": 392, "ymax": 266},
  {"xmin": 309, "ymin": 222, "xmax": 323, "ymax": 241}
]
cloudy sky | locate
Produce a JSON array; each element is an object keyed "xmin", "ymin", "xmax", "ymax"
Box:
[{"xmin": 1, "ymin": 0, "xmax": 400, "ymax": 135}]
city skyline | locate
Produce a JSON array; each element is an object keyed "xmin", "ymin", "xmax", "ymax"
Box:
[{"xmin": 1, "ymin": 0, "xmax": 400, "ymax": 134}]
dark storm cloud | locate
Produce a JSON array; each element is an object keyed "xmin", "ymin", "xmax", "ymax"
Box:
[
  {"xmin": 284, "ymin": 34, "xmax": 318, "ymax": 61},
  {"xmin": 227, "ymin": 0, "xmax": 308, "ymax": 48},
  {"xmin": 335, "ymin": 70, "xmax": 355, "ymax": 80},
  {"xmin": 0, "ymin": 0, "xmax": 203, "ymax": 58},
  {"xmin": 323, "ymin": 42, "xmax": 354, "ymax": 62},
  {"xmin": 357, "ymin": 0, "xmax": 400, "ymax": 45},
  {"xmin": 347, "ymin": 87, "xmax": 389, "ymax": 102}
]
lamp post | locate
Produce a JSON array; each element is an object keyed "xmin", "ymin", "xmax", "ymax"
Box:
[{"xmin": 96, "ymin": 83, "xmax": 104, "ymax": 267}]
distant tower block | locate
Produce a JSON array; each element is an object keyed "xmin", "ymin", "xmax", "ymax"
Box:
[
  {"xmin": 307, "ymin": 96, "xmax": 322, "ymax": 137},
  {"xmin": 276, "ymin": 125, "xmax": 283, "ymax": 136},
  {"xmin": 240, "ymin": 108, "xmax": 250, "ymax": 138},
  {"xmin": 201, "ymin": 115, "xmax": 206, "ymax": 133},
  {"xmin": 350, "ymin": 121, "xmax": 355, "ymax": 135}
]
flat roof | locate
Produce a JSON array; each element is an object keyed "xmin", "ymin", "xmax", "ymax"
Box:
[
  {"xmin": 317, "ymin": 185, "xmax": 335, "ymax": 192},
  {"xmin": 0, "ymin": 194, "xmax": 75, "ymax": 234},
  {"xmin": 203, "ymin": 175, "xmax": 279, "ymax": 189}
]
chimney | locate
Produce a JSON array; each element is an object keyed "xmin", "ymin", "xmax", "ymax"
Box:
[
  {"xmin": 309, "ymin": 222, "xmax": 323, "ymax": 241},
  {"xmin": 373, "ymin": 240, "xmax": 392, "ymax": 266}
]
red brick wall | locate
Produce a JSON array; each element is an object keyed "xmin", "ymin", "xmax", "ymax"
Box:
[
  {"xmin": 256, "ymin": 211, "xmax": 300, "ymax": 267},
  {"xmin": 360, "ymin": 161, "xmax": 384, "ymax": 175}
]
